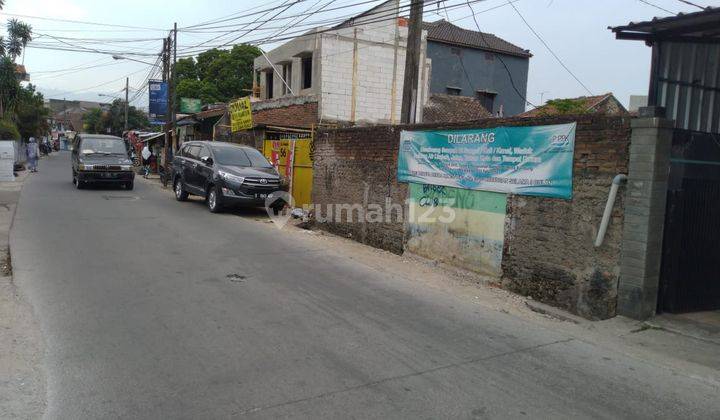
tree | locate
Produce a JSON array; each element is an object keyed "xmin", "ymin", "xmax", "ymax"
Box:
[
  {"xmin": 14, "ymin": 84, "xmax": 48, "ymax": 139},
  {"xmin": 173, "ymin": 44, "xmax": 261, "ymax": 110},
  {"xmin": 176, "ymin": 79, "xmax": 222, "ymax": 105},
  {"xmin": 6, "ymin": 19, "xmax": 31, "ymax": 63},
  {"xmin": 83, "ymin": 100, "xmax": 149, "ymax": 136},
  {"xmin": 0, "ymin": 118, "xmax": 19, "ymax": 140}
]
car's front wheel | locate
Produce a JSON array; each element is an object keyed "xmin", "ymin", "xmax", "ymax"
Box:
[
  {"xmin": 207, "ymin": 185, "xmax": 223, "ymax": 213},
  {"xmin": 73, "ymin": 172, "xmax": 84, "ymax": 189},
  {"xmin": 174, "ymin": 179, "xmax": 188, "ymax": 201}
]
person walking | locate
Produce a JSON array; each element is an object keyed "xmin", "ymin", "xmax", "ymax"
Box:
[{"xmin": 26, "ymin": 137, "xmax": 39, "ymax": 173}]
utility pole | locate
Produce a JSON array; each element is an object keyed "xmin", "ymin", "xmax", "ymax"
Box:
[
  {"xmin": 124, "ymin": 77, "xmax": 129, "ymax": 132},
  {"xmin": 400, "ymin": 0, "xmax": 423, "ymax": 124},
  {"xmin": 162, "ymin": 36, "xmax": 170, "ymax": 170},
  {"xmin": 171, "ymin": 22, "xmax": 177, "ymax": 152}
]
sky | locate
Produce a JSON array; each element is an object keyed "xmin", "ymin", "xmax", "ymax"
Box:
[{"xmin": 4, "ymin": 0, "xmax": 717, "ymax": 111}]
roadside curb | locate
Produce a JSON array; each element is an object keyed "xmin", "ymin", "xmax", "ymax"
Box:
[{"xmin": 525, "ymin": 300, "xmax": 588, "ymax": 324}]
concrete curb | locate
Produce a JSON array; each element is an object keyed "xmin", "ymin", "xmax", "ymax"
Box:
[{"xmin": 525, "ymin": 300, "xmax": 588, "ymax": 324}]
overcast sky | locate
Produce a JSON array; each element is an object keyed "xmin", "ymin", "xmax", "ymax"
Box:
[{"xmin": 4, "ymin": 0, "xmax": 717, "ymax": 110}]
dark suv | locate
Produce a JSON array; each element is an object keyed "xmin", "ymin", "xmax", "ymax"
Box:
[
  {"xmin": 172, "ymin": 141, "xmax": 286, "ymax": 213},
  {"xmin": 72, "ymin": 134, "xmax": 135, "ymax": 189}
]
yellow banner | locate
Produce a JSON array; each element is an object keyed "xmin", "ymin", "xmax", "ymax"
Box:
[{"xmin": 229, "ymin": 97, "xmax": 253, "ymax": 132}]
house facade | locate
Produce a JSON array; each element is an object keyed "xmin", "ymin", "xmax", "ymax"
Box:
[
  {"xmin": 253, "ymin": 0, "xmax": 429, "ymax": 125},
  {"xmin": 423, "ymin": 20, "xmax": 531, "ymax": 117}
]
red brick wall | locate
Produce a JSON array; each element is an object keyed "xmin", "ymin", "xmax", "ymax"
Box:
[
  {"xmin": 313, "ymin": 125, "xmax": 407, "ymax": 253},
  {"xmin": 313, "ymin": 115, "xmax": 632, "ymax": 318},
  {"xmin": 253, "ymin": 102, "xmax": 318, "ymax": 128}
]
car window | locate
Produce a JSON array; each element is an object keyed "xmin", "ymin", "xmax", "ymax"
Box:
[
  {"xmin": 211, "ymin": 146, "xmax": 272, "ymax": 167},
  {"xmin": 198, "ymin": 146, "xmax": 211, "ymax": 160},
  {"xmin": 80, "ymin": 138, "xmax": 127, "ymax": 155},
  {"xmin": 186, "ymin": 145, "xmax": 201, "ymax": 160},
  {"xmin": 178, "ymin": 145, "xmax": 188, "ymax": 157},
  {"xmin": 243, "ymin": 147, "xmax": 273, "ymax": 168}
]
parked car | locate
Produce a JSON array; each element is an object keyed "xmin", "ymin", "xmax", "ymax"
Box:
[
  {"xmin": 171, "ymin": 141, "xmax": 286, "ymax": 213},
  {"xmin": 71, "ymin": 134, "xmax": 135, "ymax": 190}
]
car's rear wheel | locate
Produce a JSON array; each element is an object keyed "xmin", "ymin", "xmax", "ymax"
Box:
[
  {"xmin": 174, "ymin": 179, "xmax": 188, "ymax": 201},
  {"xmin": 207, "ymin": 185, "xmax": 223, "ymax": 213}
]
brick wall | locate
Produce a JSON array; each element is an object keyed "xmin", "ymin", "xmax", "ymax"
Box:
[
  {"xmin": 499, "ymin": 116, "xmax": 631, "ymax": 319},
  {"xmin": 313, "ymin": 125, "xmax": 407, "ymax": 253},
  {"xmin": 313, "ymin": 115, "xmax": 632, "ymax": 319},
  {"xmin": 253, "ymin": 101, "xmax": 318, "ymax": 128}
]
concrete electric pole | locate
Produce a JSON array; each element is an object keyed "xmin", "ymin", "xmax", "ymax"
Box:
[
  {"xmin": 124, "ymin": 77, "xmax": 129, "ymax": 132},
  {"xmin": 400, "ymin": 0, "xmax": 424, "ymax": 124}
]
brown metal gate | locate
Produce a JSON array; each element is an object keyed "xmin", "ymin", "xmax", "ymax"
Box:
[{"xmin": 659, "ymin": 129, "xmax": 720, "ymax": 313}]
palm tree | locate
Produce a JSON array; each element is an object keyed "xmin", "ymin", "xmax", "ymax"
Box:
[
  {"xmin": 5, "ymin": 19, "xmax": 31, "ymax": 63},
  {"xmin": 17, "ymin": 22, "xmax": 32, "ymax": 64}
]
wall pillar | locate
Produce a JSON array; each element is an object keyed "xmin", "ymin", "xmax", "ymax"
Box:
[{"xmin": 617, "ymin": 111, "xmax": 673, "ymax": 319}]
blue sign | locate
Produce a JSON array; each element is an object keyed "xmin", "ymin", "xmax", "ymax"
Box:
[
  {"xmin": 398, "ymin": 123, "xmax": 576, "ymax": 199},
  {"xmin": 148, "ymin": 80, "xmax": 168, "ymax": 125}
]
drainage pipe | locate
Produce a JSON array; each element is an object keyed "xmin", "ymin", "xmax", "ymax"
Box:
[{"xmin": 595, "ymin": 174, "xmax": 628, "ymax": 247}]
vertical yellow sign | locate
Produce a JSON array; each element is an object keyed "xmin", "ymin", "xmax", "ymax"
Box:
[{"xmin": 229, "ymin": 97, "xmax": 253, "ymax": 132}]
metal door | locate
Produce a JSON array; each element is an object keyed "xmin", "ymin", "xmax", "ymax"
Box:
[{"xmin": 659, "ymin": 130, "xmax": 720, "ymax": 313}]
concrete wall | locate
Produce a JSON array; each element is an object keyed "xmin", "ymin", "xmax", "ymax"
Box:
[
  {"xmin": 426, "ymin": 42, "xmax": 529, "ymax": 116},
  {"xmin": 313, "ymin": 115, "xmax": 632, "ymax": 319},
  {"xmin": 254, "ymin": 30, "xmax": 321, "ymax": 100}
]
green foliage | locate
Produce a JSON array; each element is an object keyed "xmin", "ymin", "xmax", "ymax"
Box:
[
  {"xmin": 173, "ymin": 44, "xmax": 261, "ymax": 110},
  {"xmin": 541, "ymin": 99, "xmax": 590, "ymax": 115},
  {"xmin": 0, "ymin": 118, "xmax": 19, "ymax": 140},
  {"xmin": 14, "ymin": 83, "xmax": 49, "ymax": 138},
  {"xmin": 176, "ymin": 79, "xmax": 222, "ymax": 105},
  {"xmin": 83, "ymin": 99, "xmax": 149, "ymax": 136}
]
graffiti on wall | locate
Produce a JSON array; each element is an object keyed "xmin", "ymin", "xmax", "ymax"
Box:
[{"xmin": 406, "ymin": 182, "xmax": 507, "ymax": 277}]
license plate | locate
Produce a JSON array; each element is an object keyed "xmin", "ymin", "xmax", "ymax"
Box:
[
  {"xmin": 255, "ymin": 193, "xmax": 267, "ymax": 199},
  {"xmin": 101, "ymin": 172, "xmax": 115, "ymax": 178}
]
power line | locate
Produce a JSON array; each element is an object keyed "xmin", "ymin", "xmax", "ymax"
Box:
[
  {"xmin": 675, "ymin": 0, "xmax": 706, "ymax": 10},
  {"xmin": 637, "ymin": 0, "xmax": 676, "ymax": 14},
  {"xmin": 0, "ymin": 12, "xmax": 168, "ymax": 31},
  {"xmin": 176, "ymin": 0, "xmax": 489, "ymax": 56},
  {"xmin": 507, "ymin": 1, "xmax": 593, "ymax": 95}
]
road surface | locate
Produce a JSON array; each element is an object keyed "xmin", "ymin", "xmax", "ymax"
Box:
[{"xmin": 10, "ymin": 152, "xmax": 720, "ymax": 419}]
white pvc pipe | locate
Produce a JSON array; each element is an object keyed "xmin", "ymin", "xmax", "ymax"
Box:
[{"xmin": 595, "ymin": 174, "xmax": 628, "ymax": 247}]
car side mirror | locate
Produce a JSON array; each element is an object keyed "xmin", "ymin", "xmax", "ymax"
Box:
[{"xmin": 200, "ymin": 156, "xmax": 213, "ymax": 166}]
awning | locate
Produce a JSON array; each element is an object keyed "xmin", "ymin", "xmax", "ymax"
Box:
[{"xmin": 140, "ymin": 132, "xmax": 165, "ymax": 143}]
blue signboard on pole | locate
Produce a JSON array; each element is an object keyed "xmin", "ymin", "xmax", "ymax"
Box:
[
  {"xmin": 398, "ymin": 123, "xmax": 576, "ymax": 199},
  {"xmin": 148, "ymin": 80, "xmax": 168, "ymax": 125}
]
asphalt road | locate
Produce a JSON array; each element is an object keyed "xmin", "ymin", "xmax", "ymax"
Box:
[{"xmin": 10, "ymin": 152, "xmax": 720, "ymax": 419}]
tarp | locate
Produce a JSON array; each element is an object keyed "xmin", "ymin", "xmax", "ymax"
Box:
[{"xmin": 397, "ymin": 123, "xmax": 577, "ymax": 199}]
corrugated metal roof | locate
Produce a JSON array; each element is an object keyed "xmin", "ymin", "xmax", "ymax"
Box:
[
  {"xmin": 423, "ymin": 20, "xmax": 532, "ymax": 58},
  {"xmin": 610, "ymin": 7, "xmax": 720, "ymax": 41}
]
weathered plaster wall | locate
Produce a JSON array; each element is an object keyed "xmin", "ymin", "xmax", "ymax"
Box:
[{"xmin": 406, "ymin": 183, "xmax": 506, "ymax": 277}]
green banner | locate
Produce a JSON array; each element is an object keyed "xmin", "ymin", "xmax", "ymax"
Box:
[{"xmin": 398, "ymin": 123, "xmax": 576, "ymax": 199}]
